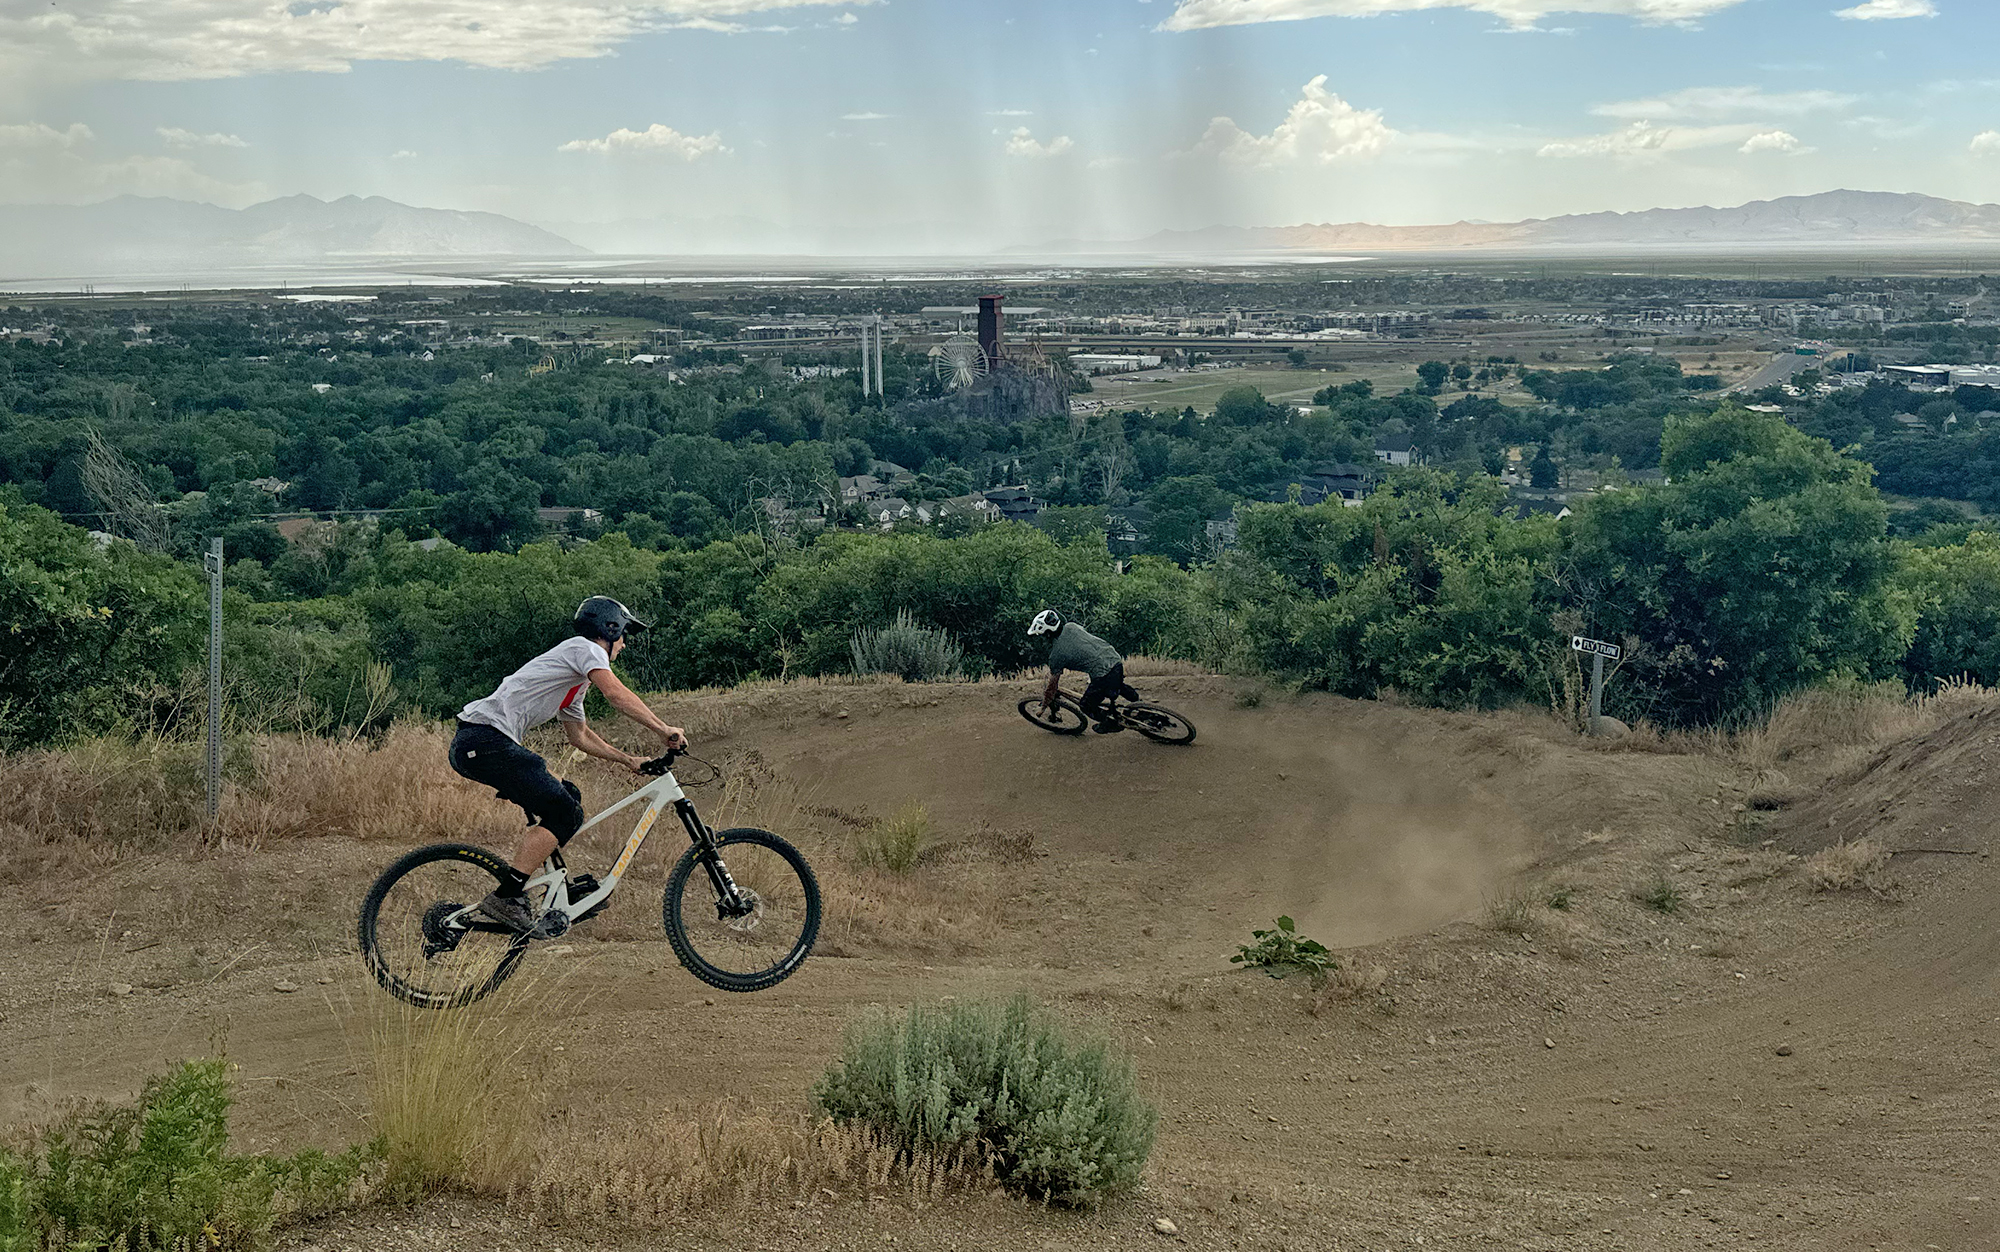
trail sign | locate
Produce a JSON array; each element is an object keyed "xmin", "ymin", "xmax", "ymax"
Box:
[{"xmin": 1569, "ymin": 635, "xmax": 1620, "ymax": 735}]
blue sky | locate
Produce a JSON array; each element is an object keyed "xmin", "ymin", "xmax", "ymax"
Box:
[{"xmin": 1, "ymin": 0, "xmax": 1995, "ymax": 251}]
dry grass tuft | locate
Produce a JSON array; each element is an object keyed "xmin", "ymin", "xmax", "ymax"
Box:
[
  {"xmin": 520, "ymin": 1102, "xmax": 989, "ymax": 1222},
  {"xmin": 1731, "ymin": 679, "xmax": 1997, "ymax": 773},
  {"xmin": 1803, "ymin": 838, "xmax": 1891, "ymax": 893},
  {"xmin": 1313, "ymin": 961, "xmax": 1389, "ymax": 1009},
  {"xmin": 1485, "ymin": 894, "xmax": 1537, "ymax": 936},
  {"xmin": 856, "ymin": 801, "xmax": 936, "ymax": 874},
  {"xmin": 0, "ymin": 721, "xmax": 517, "ymax": 885},
  {"xmin": 366, "ymin": 969, "xmax": 562, "ymax": 1201}
]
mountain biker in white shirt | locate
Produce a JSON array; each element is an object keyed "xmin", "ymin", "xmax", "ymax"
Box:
[{"xmin": 449, "ymin": 596, "xmax": 687, "ymax": 934}]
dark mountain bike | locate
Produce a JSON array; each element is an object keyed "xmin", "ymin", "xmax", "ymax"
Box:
[
  {"xmin": 1018, "ymin": 686, "xmax": 1197, "ymax": 745},
  {"xmin": 357, "ymin": 750, "xmax": 819, "ymax": 1009}
]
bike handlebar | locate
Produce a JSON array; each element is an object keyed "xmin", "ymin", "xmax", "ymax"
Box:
[{"xmin": 638, "ymin": 749, "xmax": 683, "ymax": 776}]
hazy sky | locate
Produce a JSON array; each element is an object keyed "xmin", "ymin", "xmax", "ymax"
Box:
[{"xmin": 1, "ymin": 0, "xmax": 1995, "ymax": 250}]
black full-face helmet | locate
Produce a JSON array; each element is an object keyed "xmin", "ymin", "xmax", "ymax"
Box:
[{"xmin": 575, "ymin": 596, "xmax": 649, "ymax": 643}]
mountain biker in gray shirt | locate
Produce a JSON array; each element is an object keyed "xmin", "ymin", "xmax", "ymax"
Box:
[{"xmin": 1028, "ymin": 609, "xmax": 1137, "ymax": 733}]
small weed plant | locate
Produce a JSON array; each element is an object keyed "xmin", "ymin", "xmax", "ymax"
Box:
[
  {"xmin": 0, "ymin": 1059, "xmax": 377, "ymax": 1251},
  {"xmin": 1636, "ymin": 879, "xmax": 1685, "ymax": 914},
  {"xmin": 1545, "ymin": 885, "xmax": 1576, "ymax": 911},
  {"xmin": 855, "ymin": 801, "xmax": 934, "ymax": 874},
  {"xmin": 811, "ymin": 996, "xmax": 1155, "ymax": 1207},
  {"xmin": 1232, "ymin": 916, "xmax": 1338, "ymax": 979}
]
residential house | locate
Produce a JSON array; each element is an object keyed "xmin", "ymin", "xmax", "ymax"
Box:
[
  {"xmin": 1106, "ymin": 503, "xmax": 1153, "ymax": 557},
  {"xmin": 869, "ymin": 460, "xmax": 916, "ymax": 490},
  {"xmin": 536, "ymin": 507, "xmax": 603, "ymax": 531},
  {"xmin": 935, "ymin": 494, "xmax": 1001, "ymax": 525},
  {"xmin": 983, "ymin": 485, "xmax": 1043, "ymax": 523},
  {"xmin": 1511, "ymin": 497, "xmax": 1573, "ymax": 522},
  {"xmin": 865, "ymin": 498, "xmax": 916, "ymax": 528},
  {"xmin": 1374, "ymin": 434, "xmax": 1414, "ymax": 467},
  {"xmin": 1203, "ymin": 508, "xmax": 1239, "ymax": 550},
  {"xmin": 1289, "ymin": 462, "xmax": 1372, "ymax": 507},
  {"xmin": 838, "ymin": 474, "xmax": 885, "ymax": 505}
]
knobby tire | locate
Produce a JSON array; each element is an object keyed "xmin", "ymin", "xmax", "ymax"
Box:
[
  {"xmin": 1018, "ymin": 693, "xmax": 1089, "ymax": 735},
  {"xmin": 663, "ymin": 827, "xmax": 821, "ymax": 993},
  {"xmin": 358, "ymin": 841, "xmax": 529, "ymax": 1010}
]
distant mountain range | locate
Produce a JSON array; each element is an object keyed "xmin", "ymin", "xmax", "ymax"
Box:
[
  {"xmin": 0, "ymin": 194, "xmax": 586, "ymax": 278},
  {"xmin": 1040, "ymin": 191, "xmax": 2000, "ymax": 255}
]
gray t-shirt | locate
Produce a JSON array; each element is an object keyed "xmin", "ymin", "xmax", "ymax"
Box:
[
  {"xmin": 458, "ymin": 636, "xmax": 611, "ymax": 744},
  {"xmin": 1046, "ymin": 621, "xmax": 1122, "ymax": 680}
]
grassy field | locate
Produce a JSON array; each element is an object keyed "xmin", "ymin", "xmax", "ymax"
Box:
[{"xmin": 1085, "ymin": 363, "xmax": 1425, "ymax": 413}]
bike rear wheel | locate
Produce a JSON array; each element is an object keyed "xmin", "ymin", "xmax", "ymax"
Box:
[
  {"xmin": 663, "ymin": 828, "xmax": 820, "ymax": 993},
  {"xmin": 1018, "ymin": 693, "xmax": 1089, "ymax": 735},
  {"xmin": 358, "ymin": 842, "xmax": 530, "ymax": 1010},
  {"xmin": 1123, "ymin": 701, "xmax": 1198, "ymax": 745}
]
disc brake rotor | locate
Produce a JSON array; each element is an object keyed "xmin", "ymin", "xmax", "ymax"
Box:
[{"xmin": 719, "ymin": 889, "xmax": 764, "ymax": 933}]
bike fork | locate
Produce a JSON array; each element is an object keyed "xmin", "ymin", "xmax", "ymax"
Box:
[{"xmin": 675, "ymin": 799, "xmax": 751, "ymax": 916}]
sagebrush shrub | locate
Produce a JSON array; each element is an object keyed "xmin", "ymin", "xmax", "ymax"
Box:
[
  {"xmin": 850, "ymin": 610, "xmax": 963, "ymax": 682},
  {"xmin": 811, "ymin": 996, "xmax": 1155, "ymax": 1206},
  {"xmin": 7, "ymin": 1058, "xmax": 377, "ymax": 1250}
]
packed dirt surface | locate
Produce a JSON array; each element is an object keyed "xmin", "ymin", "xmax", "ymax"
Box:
[{"xmin": 6, "ymin": 674, "xmax": 2000, "ymax": 1250}]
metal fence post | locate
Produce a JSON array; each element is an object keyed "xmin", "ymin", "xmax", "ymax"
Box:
[
  {"xmin": 1589, "ymin": 650, "xmax": 1605, "ymax": 738},
  {"xmin": 204, "ymin": 537, "xmax": 223, "ymax": 826}
]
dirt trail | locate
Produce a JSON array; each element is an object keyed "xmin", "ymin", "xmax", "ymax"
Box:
[{"xmin": 6, "ymin": 677, "xmax": 2000, "ymax": 1250}]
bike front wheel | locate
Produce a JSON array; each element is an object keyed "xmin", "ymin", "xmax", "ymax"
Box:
[
  {"xmin": 1018, "ymin": 693, "xmax": 1089, "ymax": 735},
  {"xmin": 663, "ymin": 828, "xmax": 820, "ymax": 993},
  {"xmin": 358, "ymin": 842, "xmax": 530, "ymax": 1009},
  {"xmin": 1124, "ymin": 701, "xmax": 1198, "ymax": 745}
]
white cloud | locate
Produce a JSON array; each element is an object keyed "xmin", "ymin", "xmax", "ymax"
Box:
[
  {"xmin": 1162, "ymin": 0, "xmax": 1749, "ymax": 32},
  {"xmin": 833, "ymin": 11, "xmax": 858, "ymax": 22},
  {"xmin": 1187, "ymin": 75, "xmax": 1393, "ymax": 165},
  {"xmin": 1537, "ymin": 119, "xmax": 1776, "ymax": 157},
  {"xmin": 0, "ymin": 0, "xmax": 851, "ymax": 82},
  {"xmin": 1593, "ymin": 86, "xmax": 1854, "ymax": 121},
  {"xmin": 1834, "ymin": 0, "xmax": 1937, "ymax": 18},
  {"xmin": 987, "ymin": 109, "xmax": 1034, "ymax": 117},
  {"xmin": 559, "ymin": 124, "xmax": 729, "ymax": 158},
  {"xmin": 0, "ymin": 122, "xmax": 94, "ymax": 149},
  {"xmin": 840, "ymin": 112, "xmax": 892, "ymax": 121},
  {"xmin": 1004, "ymin": 128, "xmax": 1073, "ymax": 158},
  {"xmin": 1972, "ymin": 130, "xmax": 2000, "ymax": 155},
  {"xmin": 390, "ymin": 148, "xmax": 419, "ymax": 159},
  {"xmin": 0, "ymin": 150, "xmax": 265, "ymax": 205},
  {"xmin": 1739, "ymin": 129, "xmax": 1808, "ymax": 154},
  {"xmin": 158, "ymin": 127, "xmax": 248, "ymax": 148}
]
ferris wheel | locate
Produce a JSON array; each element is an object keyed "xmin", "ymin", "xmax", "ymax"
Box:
[{"xmin": 929, "ymin": 333, "xmax": 989, "ymax": 391}]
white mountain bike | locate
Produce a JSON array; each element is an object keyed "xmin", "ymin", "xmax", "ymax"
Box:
[{"xmin": 358, "ymin": 750, "xmax": 820, "ymax": 1009}]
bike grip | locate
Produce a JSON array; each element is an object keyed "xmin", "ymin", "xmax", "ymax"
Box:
[{"xmin": 640, "ymin": 749, "xmax": 681, "ymax": 775}]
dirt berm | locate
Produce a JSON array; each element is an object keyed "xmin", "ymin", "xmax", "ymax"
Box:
[{"xmin": 4, "ymin": 674, "xmax": 1998, "ymax": 1250}]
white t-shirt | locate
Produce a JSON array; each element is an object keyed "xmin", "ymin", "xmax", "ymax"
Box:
[{"xmin": 458, "ymin": 636, "xmax": 611, "ymax": 744}]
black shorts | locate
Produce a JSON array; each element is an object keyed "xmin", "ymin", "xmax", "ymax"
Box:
[
  {"xmin": 1079, "ymin": 664, "xmax": 1139, "ymax": 718},
  {"xmin": 449, "ymin": 720, "xmax": 586, "ymax": 844}
]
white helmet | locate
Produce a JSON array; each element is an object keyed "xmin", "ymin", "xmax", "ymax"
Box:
[{"xmin": 1027, "ymin": 609, "xmax": 1062, "ymax": 637}]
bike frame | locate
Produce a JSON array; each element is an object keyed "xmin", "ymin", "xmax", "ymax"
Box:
[{"xmin": 458, "ymin": 766, "xmax": 746, "ymax": 934}]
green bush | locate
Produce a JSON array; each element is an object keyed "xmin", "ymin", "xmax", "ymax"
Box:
[
  {"xmin": 3, "ymin": 1059, "xmax": 377, "ymax": 1250},
  {"xmin": 811, "ymin": 996, "xmax": 1155, "ymax": 1206},
  {"xmin": 850, "ymin": 609, "xmax": 963, "ymax": 682}
]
